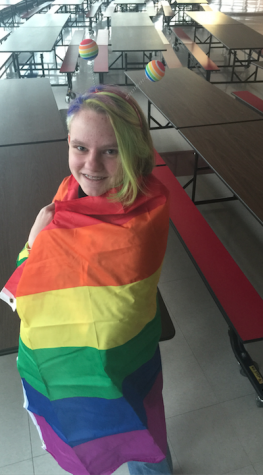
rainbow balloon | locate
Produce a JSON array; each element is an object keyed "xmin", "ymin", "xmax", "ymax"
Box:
[
  {"xmin": 79, "ymin": 39, "xmax": 99, "ymax": 61},
  {"xmin": 145, "ymin": 60, "xmax": 165, "ymax": 82}
]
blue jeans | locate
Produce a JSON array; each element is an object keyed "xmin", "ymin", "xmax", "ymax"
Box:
[{"xmin": 127, "ymin": 445, "xmax": 173, "ymax": 475}]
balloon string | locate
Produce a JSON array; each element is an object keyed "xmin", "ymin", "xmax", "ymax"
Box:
[
  {"xmin": 87, "ymin": 61, "xmax": 96, "ymax": 87},
  {"xmin": 92, "ymin": 65, "xmax": 96, "ymax": 86},
  {"xmin": 126, "ymin": 77, "xmax": 146, "ymax": 100}
]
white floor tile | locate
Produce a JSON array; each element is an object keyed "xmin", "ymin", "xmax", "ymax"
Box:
[
  {"xmin": 254, "ymin": 461, "xmax": 263, "ymax": 475},
  {"xmin": 33, "ymin": 453, "xmax": 71, "ymax": 475},
  {"xmin": 0, "ymin": 354, "xmax": 32, "ymax": 468},
  {"xmin": 221, "ymin": 396, "xmax": 263, "ymax": 465},
  {"xmin": 28, "ymin": 415, "xmax": 47, "ymax": 458},
  {"xmin": 170, "ymin": 304, "xmax": 254, "ymax": 402},
  {"xmin": 245, "ymin": 340, "xmax": 263, "ymax": 373},
  {"xmin": 112, "ymin": 462, "xmax": 130, "ymax": 475},
  {"xmin": 167, "ymin": 440, "xmax": 183, "ymax": 475},
  {"xmin": 167, "ymin": 404, "xmax": 251, "ymax": 475},
  {"xmin": 0, "ymin": 459, "xmax": 34, "ymax": 475},
  {"xmin": 159, "ymin": 226, "xmax": 199, "ymax": 284},
  {"xmin": 161, "ymin": 329, "xmax": 218, "ymax": 417},
  {"xmin": 223, "ymin": 465, "xmax": 257, "ymax": 475},
  {"xmin": 158, "ymin": 275, "xmax": 215, "ymax": 319}
]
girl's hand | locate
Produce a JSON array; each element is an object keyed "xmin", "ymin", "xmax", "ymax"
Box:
[{"xmin": 28, "ymin": 203, "xmax": 55, "ymax": 248}]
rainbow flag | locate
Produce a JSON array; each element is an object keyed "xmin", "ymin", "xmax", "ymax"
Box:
[{"xmin": 1, "ymin": 174, "xmax": 170, "ymax": 475}]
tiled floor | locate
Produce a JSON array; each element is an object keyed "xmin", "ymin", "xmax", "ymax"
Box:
[{"xmin": 1, "ymin": 2, "xmax": 263, "ymax": 474}]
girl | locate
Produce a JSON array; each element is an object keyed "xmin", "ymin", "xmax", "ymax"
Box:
[{"xmin": 1, "ymin": 85, "xmax": 172, "ymax": 475}]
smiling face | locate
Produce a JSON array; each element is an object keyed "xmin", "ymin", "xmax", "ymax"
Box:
[{"xmin": 68, "ymin": 109, "xmax": 122, "ymax": 197}]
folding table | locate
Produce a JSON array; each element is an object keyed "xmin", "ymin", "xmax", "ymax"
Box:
[
  {"xmin": 0, "ymin": 14, "xmax": 69, "ymax": 78},
  {"xmin": 186, "ymin": 11, "xmax": 263, "ymax": 83},
  {"xmin": 111, "ymin": 24, "xmax": 166, "ymax": 84},
  {"xmin": 0, "ymin": 78, "xmax": 67, "ymax": 146},
  {"xmin": 125, "ymin": 67, "xmax": 262, "ymax": 129}
]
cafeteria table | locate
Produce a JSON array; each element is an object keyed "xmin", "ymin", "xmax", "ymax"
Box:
[
  {"xmin": 111, "ymin": 11, "xmax": 153, "ymax": 26},
  {"xmin": 186, "ymin": 11, "xmax": 263, "ymax": 82},
  {"xmin": 111, "ymin": 25, "xmax": 166, "ymax": 84},
  {"xmin": 0, "ymin": 15, "xmax": 69, "ymax": 78},
  {"xmin": 125, "ymin": 68, "xmax": 262, "ymax": 129},
  {"xmin": 125, "ymin": 68, "xmax": 263, "ymax": 223},
  {"xmin": 52, "ymin": 0, "xmax": 85, "ymax": 12},
  {"xmin": 0, "ymin": 140, "xmax": 70, "ymax": 352},
  {"xmin": 230, "ymin": 13, "xmax": 263, "ymax": 35},
  {"xmin": 51, "ymin": 0, "xmax": 86, "ymax": 25},
  {"xmin": 179, "ymin": 121, "xmax": 263, "ymax": 224},
  {"xmin": 0, "ymin": 78, "xmax": 67, "ymax": 147},
  {"xmin": 114, "ymin": 0, "xmax": 145, "ymax": 12},
  {"xmin": 188, "ymin": 10, "xmax": 239, "ymax": 25},
  {"xmin": 0, "ymin": 0, "xmax": 25, "ymax": 26},
  {"xmin": 171, "ymin": 0, "xmax": 208, "ymax": 25},
  {"xmin": 20, "ymin": 12, "xmax": 70, "ymax": 28}
]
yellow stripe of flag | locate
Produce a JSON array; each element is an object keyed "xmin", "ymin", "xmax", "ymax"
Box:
[{"xmin": 18, "ymin": 268, "xmax": 162, "ymax": 351}]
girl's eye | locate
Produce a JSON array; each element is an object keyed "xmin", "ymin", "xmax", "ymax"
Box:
[
  {"xmin": 77, "ymin": 146, "xmax": 85, "ymax": 152},
  {"xmin": 105, "ymin": 149, "xmax": 118, "ymax": 155}
]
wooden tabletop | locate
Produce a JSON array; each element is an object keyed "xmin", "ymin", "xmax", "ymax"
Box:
[
  {"xmin": 196, "ymin": 22, "xmax": 263, "ymax": 50},
  {"xmin": 114, "ymin": 0, "xmax": 145, "ymax": 3},
  {"xmin": 0, "ymin": 0, "xmax": 23, "ymax": 5},
  {"xmin": 20, "ymin": 13, "xmax": 70, "ymax": 27},
  {"xmin": 52, "ymin": 0, "xmax": 83, "ymax": 5},
  {"xmin": 125, "ymin": 68, "xmax": 262, "ymax": 128},
  {"xmin": 187, "ymin": 11, "xmax": 239, "ymax": 24},
  {"xmin": 0, "ymin": 79, "xmax": 67, "ymax": 147},
  {"xmin": 111, "ymin": 25, "xmax": 166, "ymax": 51},
  {"xmin": 0, "ymin": 140, "xmax": 70, "ymax": 351},
  {"xmin": 111, "ymin": 12, "xmax": 153, "ymax": 26},
  {"xmin": 179, "ymin": 121, "xmax": 263, "ymax": 224},
  {"xmin": 0, "ymin": 26, "xmax": 63, "ymax": 52},
  {"xmin": 230, "ymin": 15, "xmax": 263, "ymax": 35},
  {"xmin": 173, "ymin": 0, "xmax": 208, "ymax": 4}
]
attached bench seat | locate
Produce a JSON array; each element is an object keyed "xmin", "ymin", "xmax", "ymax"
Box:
[
  {"xmin": 104, "ymin": 2, "xmax": 116, "ymax": 28},
  {"xmin": 21, "ymin": 1, "xmax": 53, "ymax": 20},
  {"xmin": 251, "ymin": 59, "xmax": 263, "ymax": 78},
  {"xmin": 93, "ymin": 29, "xmax": 109, "ymax": 83},
  {"xmin": 163, "ymin": 44, "xmax": 182, "ymax": 68},
  {"xmin": 0, "ymin": 52, "xmax": 13, "ymax": 78},
  {"xmin": 231, "ymin": 90, "xmax": 263, "ymax": 115},
  {"xmin": 156, "ymin": 29, "xmax": 182, "ymax": 68},
  {"xmin": 48, "ymin": 4, "xmax": 61, "ymax": 13},
  {"xmin": 94, "ymin": 45, "xmax": 108, "ymax": 84},
  {"xmin": 86, "ymin": 0, "xmax": 103, "ymax": 33},
  {"xmin": 153, "ymin": 158, "xmax": 263, "ymax": 406},
  {"xmin": 60, "ymin": 30, "xmax": 84, "ymax": 102},
  {"xmin": 161, "ymin": 0, "xmax": 175, "ymax": 28},
  {"xmin": 253, "ymin": 59, "xmax": 263, "ymax": 68},
  {"xmin": 173, "ymin": 26, "xmax": 220, "ymax": 81},
  {"xmin": 156, "ymin": 28, "xmax": 170, "ymax": 45},
  {"xmin": 68, "ymin": 29, "xmax": 84, "ymax": 45},
  {"xmin": 146, "ymin": 2, "xmax": 156, "ymax": 19},
  {"xmin": 200, "ymin": 4, "xmax": 213, "ymax": 11},
  {"xmin": 0, "ymin": 28, "xmax": 11, "ymax": 44},
  {"xmin": 97, "ymin": 28, "xmax": 109, "ymax": 46}
]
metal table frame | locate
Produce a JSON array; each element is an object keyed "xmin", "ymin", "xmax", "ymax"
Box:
[
  {"xmin": 187, "ymin": 17, "xmax": 263, "ymax": 84},
  {"xmin": 171, "ymin": 0, "xmax": 206, "ymax": 26}
]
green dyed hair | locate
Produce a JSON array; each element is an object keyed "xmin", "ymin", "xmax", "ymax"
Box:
[{"xmin": 67, "ymin": 85, "xmax": 155, "ymax": 206}]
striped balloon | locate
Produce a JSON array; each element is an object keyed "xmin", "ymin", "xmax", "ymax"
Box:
[
  {"xmin": 145, "ymin": 60, "xmax": 165, "ymax": 82},
  {"xmin": 79, "ymin": 39, "xmax": 99, "ymax": 61}
]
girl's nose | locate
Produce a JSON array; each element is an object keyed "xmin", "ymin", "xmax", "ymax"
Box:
[{"xmin": 85, "ymin": 150, "xmax": 102, "ymax": 171}]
